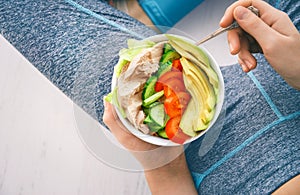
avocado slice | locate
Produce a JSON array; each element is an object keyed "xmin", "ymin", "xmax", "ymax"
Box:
[
  {"xmin": 179, "ymin": 57, "xmax": 216, "ymax": 133},
  {"xmin": 181, "ymin": 57, "xmax": 216, "ymax": 110},
  {"xmin": 179, "ymin": 99, "xmax": 200, "ymax": 136},
  {"xmin": 165, "ymin": 34, "xmax": 210, "ymax": 66},
  {"xmin": 166, "ymin": 35, "xmax": 219, "ymax": 97}
]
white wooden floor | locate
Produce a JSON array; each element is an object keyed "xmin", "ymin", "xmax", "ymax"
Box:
[{"xmin": 0, "ymin": 0, "xmax": 236, "ymax": 194}]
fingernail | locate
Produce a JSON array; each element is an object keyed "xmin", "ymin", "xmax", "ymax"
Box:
[
  {"xmin": 229, "ymin": 42, "xmax": 234, "ymax": 53},
  {"xmin": 220, "ymin": 16, "xmax": 225, "ymax": 24},
  {"xmin": 235, "ymin": 6, "xmax": 249, "ymax": 20},
  {"xmin": 245, "ymin": 60, "xmax": 254, "ymax": 69},
  {"xmin": 240, "ymin": 62, "xmax": 249, "ymax": 72},
  {"xmin": 103, "ymin": 98, "xmax": 109, "ymax": 108}
]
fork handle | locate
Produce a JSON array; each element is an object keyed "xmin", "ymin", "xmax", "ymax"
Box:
[{"xmin": 196, "ymin": 6, "xmax": 259, "ymax": 46}]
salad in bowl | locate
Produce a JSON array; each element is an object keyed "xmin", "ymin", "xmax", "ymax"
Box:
[{"xmin": 105, "ymin": 34, "xmax": 224, "ymax": 146}]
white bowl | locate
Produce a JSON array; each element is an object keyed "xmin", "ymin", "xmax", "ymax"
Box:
[{"xmin": 111, "ymin": 34, "xmax": 225, "ymax": 146}]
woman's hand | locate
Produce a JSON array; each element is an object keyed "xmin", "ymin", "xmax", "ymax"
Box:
[
  {"xmin": 103, "ymin": 101, "xmax": 197, "ymax": 194},
  {"xmin": 220, "ymin": 0, "xmax": 300, "ymax": 89},
  {"xmin": 103, "ymin": 100, "xmax": 158, "ymax": 152},
  {"xmin": 103, "ymin": 100, "xmax": 185, "ymax": 170}
]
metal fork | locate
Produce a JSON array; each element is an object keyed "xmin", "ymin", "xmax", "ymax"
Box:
[{"xmin": 196, "ymin": 6, "xmax": 259, "ymax": 46}]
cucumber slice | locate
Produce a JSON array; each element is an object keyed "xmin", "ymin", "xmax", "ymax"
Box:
[
  {"xmin": 143, "ymin": 115, "xmax": 153, "ymax": 124},
  {"xmin": 148, "ymin": 122, "xmax": 163, "ymax": 132},
  {"xmin": 142, "ymin": 76, "xmax": 158, "ymax": 100},
  {"xmin": 143, "ymin": 106, "xmax": 150, "ymax": 116},
  {"xmin": 156, "ymin": 61, "xmax": 172, "ymax": 78},
  {"xmin": 163, "ymin": 43, "xmax": 174, "ymax": 53},
  {"xmin": 144, "ymin": 103, "xmax": 168, "ymax": 133},
  {"xmin": 142, "ymin": 102, "xmax": 161, "ymax": 116},
  {"xmin": 149, "ymin": 103, "xmax": 165, "ymax": 127},
  {"xmin": 142, "ymin": 90, "xmax": 164, "ymax": 107},
  {"xmin": 157, "ymin": 129, "xmax": 168, "ymax": 139},
  {"xmin": 160, "ymin": 50, "xmax": 181, "ymax": 64}
]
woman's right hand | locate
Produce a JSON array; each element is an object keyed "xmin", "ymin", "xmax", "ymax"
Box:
[{"xmin": 220, "ymin": 0, "xmax": 300, "ymax": 90}]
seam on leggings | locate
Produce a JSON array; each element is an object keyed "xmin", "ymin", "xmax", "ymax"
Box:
[
  {"xmin": 192, "ymin": 110, "xmax": 300, "ymax": 188},
  {"xmin": 247, "ymin": 71, "xmax": 283, "ymax": 118},
  {"xmin": 64, "ymin": 0, "xmax": 145, "ymax": 39}
]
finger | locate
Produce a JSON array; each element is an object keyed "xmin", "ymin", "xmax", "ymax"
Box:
[
  {"xmin": 238, "ymin": 36, "xmax": 257, "ymax": 72},
  {"xmin": 238, "ymin": 50, "xmax": 257, "ymax": 72},
  {"xmin": 227, "ymin": 28, "xmax": 243, "ymax": 55},
  {"xmin": 233, "ymin": 6, "xmax": 278, "ymax": 50},
  {"xmin": 238, "ymin": 57, "xmax": 249, "ymax": 73},
  {"xmin": 220, "ymin": 0, "xmax": 253, "ymax": 27},
  {"xmin": 249, "ymin": 1, "xmax": 297, "ymax": 36},
  {"xmin": 103, "ymin": 101, "xmax": 157, "ymax": 151},
  {"xmin": 220, "ymin": 0, "xmax": 279, "ymax": 27},
  {"xmin": 103, "ymin": 100, "xmax": 118, "ymax": 130},
  {"xmin": 220, "ymin": 0, "xmax": 297, "ymax": 35},
  {"xmin": 103, "ymin": 100, "xmax": 132, "ymax": 138}
]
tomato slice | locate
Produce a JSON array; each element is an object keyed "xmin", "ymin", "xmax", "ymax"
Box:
[
  {"xmin": 176, "ymin": 91, "xmax": 191, "ymax": 109},
  {"xmin": 171, "ymin": 128, "xmax": 191, "ymax": 144},
  {"xmin": 164, "ymin": 95, "xmax": 182, "ymax": 118},
  {"xmin": 158, "ymin": 71, "xmax": 183, "ymax": 84},
  {"xmin": 155, "ymin": 71, "xmax": 184, "ymax": 92},
  {"xmin": 155, "ymin": 81, "xmax": 164, "ymax": 92},
  {"xmin": 163, "ymin": 85, "xmax": 177, "ymax": 98},
  {"xmin": 172, "ymin": 59, "xmax": 183, "ymax": 72},
  {"xmin": 165, "ymin": 116, "xmax": 191, "ymax": 144},
  {"xmin": 164, "ymin": 78, "xmax": 186, "ymax": 97},
  {"xmin": 164, "ymin": 91, "xmax": 191, "ymax": 117}
]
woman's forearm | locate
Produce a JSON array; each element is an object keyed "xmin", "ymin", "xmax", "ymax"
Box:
[{"xmin": 144, "ymin": 153, "xmax": 198, "ymax": 195}]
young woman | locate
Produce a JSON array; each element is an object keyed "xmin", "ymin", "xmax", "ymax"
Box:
[
  {"xmin": 1, "ymin": 0, "xmax": 299, "ymax": 194},
  {"xmin": 103, "ymin": 0, "xmax": 300, "ymax": 194}
]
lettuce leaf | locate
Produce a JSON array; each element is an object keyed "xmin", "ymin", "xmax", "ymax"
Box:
[{"xmin": 114, "ymin": 39, "xmax": 155, "ymax": 77}]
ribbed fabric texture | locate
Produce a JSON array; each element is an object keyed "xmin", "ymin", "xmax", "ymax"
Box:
[{"xmin": 0, "ymin": 0, "xmax": 156, "ymax": 126}]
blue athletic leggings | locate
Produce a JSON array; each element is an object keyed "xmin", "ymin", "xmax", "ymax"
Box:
[{"xmin": 0, "ymin": 0, "xmax": 299, "ymax": 194}]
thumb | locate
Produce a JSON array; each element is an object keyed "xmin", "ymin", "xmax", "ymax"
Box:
[
  {"xmin": 234, "ymin": 6, "xmax": 276, "ymax": 48},
  {"xmin": 102, "ymin": 100, "xmax": 123, "ymax": 129}
]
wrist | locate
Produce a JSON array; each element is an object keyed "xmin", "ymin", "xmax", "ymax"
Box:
[
  {"xmin": 144, "ymin": 152, "xmax": 197, "ymax": 195},
  {"xmin": 145, "ymin": 151, "xmax": 186, "ymax": 175}
]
